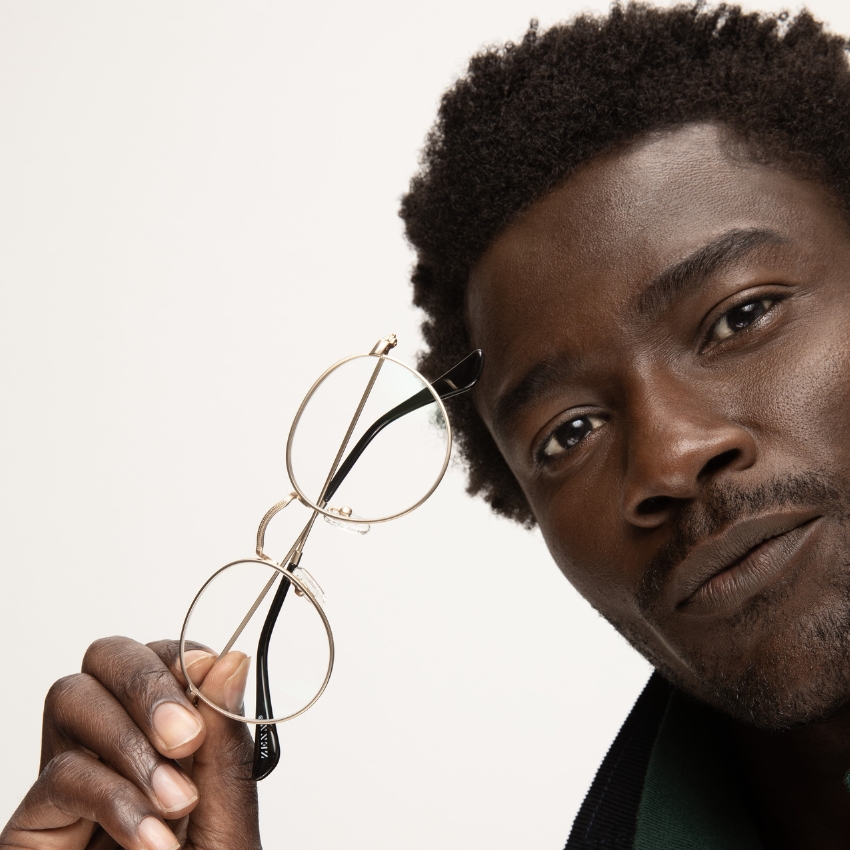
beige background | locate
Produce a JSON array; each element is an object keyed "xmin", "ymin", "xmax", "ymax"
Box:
[{"xmin": 1, "ymin": 1, "xmax": 847, "ymax": 846}]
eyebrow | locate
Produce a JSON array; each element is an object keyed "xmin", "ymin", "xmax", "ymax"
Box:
[
  {"xmin": 635, "ymin": 227, "xmax": 788, "ymax": 319},
  {"xmin": 491, "ymin": 227, "xmax": 788, "ymax": 438},
  {"xmin": 492, "ymin": 352, "xmax": 586, "ymax": 439}
]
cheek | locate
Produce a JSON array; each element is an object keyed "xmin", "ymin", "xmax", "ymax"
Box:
[
  {"xmin": 744, "ymin": 310, "xmax": 850, "ymax": 469},
  {"xmin": 531, "ymin": 479, "xmax": 640, "ymax": 615}
]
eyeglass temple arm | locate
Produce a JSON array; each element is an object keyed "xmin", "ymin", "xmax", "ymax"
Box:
[
  {"xmin": 252, "ymin": 570, "xmax": 292, "ymax": 780},
  {"xmin": 323, "ymin": 349, "xmax": 484, "ymax": 503},
  {"xmin": 251, "ymin": 348, "xmax": 483, "ymax": 781}
]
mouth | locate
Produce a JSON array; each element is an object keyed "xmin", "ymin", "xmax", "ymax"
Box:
[{"xmin": 671, "ymin": 510, "xmax": 823, "ymax": 615}]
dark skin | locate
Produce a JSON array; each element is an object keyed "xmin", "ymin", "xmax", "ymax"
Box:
[
  {"xmin": 8, "ymin": 121, "xmax": 850, "ymax": 848},
  {"xmin": 467, "ymin": 122, "xmax": 850, "ymax": 849},
  {"xmin": 0, "ymin": 638, "xmax": 261, "ymax": 850}
]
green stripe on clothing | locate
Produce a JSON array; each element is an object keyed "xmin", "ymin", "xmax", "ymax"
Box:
[{"xmin": 634, "ymin": 690, "xmax": 764, "ymax": 849}]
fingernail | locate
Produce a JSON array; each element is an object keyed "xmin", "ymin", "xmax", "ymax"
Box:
[
  {"xmin": 139, "ymin": 816, "xmax": 180, "ymax": 850},
  {"xmin": 151, "ymin": 763, "xmax": 198, "ymax": 813},
  {"xmin": 182, "ymin": 649, "xmax": 217, "ymax": 686},
  {"xmin": 224, "ymin": 655, "xmax": 251, "ymax": 714},
  {"xmin": 183, "ymin": 649, "xmax": 216, "ymax": 672},
  {"xmin": 152, "ymin": 702, "xmax": 203, "ymax": 750}
]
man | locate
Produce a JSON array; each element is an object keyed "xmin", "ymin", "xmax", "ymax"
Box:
[{"xmin": 4, "ymin": 3, "xmax": 850, "ymax": 847}]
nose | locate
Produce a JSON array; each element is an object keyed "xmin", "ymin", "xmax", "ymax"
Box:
[{"xmin": 620, "ymin": 374, "xmax": 757, "ymax": 528}]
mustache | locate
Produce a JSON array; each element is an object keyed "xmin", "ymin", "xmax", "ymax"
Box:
[{"xmin": 636, "ymin": 472, "xmax": 846, "ymax": 615}]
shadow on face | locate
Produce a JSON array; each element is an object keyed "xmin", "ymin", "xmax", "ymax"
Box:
[{"xmin": 467, "ymin": 121, "xmax": 850, "ymax": 729}]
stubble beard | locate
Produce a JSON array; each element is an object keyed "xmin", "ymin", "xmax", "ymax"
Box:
[{"xmin": 606, "ymin": 472, "xmax": 850, "ymax": 731}]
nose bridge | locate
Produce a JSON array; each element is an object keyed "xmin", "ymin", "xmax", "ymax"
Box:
[{"xmin": 621, "ymin": 362, "xmax": 756, "ymax": 524}]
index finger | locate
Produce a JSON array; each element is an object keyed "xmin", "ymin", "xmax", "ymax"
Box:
[{"xmin": 81, "ymin": 636, "xmax": 208, "ymax": 760}]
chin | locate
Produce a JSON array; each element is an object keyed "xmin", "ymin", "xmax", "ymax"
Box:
[{"xmin": 609, "ymin": 569, "xmax": 850, "ymax": 731}]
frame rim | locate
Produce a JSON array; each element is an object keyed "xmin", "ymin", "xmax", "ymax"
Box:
[
  {"xmin": 179, "ymin": 557, "xmax": 335, "ymax": 725},
  {"xmin": 285, "ymin": 351, "xmax": 453, "ymax": 524}
]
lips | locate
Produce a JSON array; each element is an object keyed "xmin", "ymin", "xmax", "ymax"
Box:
[{"xmin": 669, "ymin": 509, "xmax": 822, "ymax": 614}]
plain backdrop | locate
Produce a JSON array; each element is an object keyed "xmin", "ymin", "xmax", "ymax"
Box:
[{"xmin": 2, "ymin": 1, "xmax": 850, "ymax": 847}]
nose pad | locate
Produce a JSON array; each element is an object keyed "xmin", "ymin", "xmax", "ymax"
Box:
[{"xmin": 323, "ymin": 505, "xmax": 371, "ymax": 534}]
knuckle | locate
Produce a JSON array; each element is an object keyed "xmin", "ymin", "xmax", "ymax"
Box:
[
  {"xmin": 44, "ymin": 674, "xmax": 91, "ymax": 721},
  {"xmin": 82, "ymin": 636, "xmax": 183, "ymax": 710},
  {"xmin": 82, "ymin": 635, "xmax": 134, "ymax": 672},
  {"xmin": 41, "ymin": 750, "xmax": 154, "ymax": 830},
  {"xmin": 114, "ymin": 726, "xmax": 154, "ymax": 771},
  {"xmin": 123, "ymin": 666, "xmax": 176, "ymax": 706},
  {"xmin": 41, "ymin": 749, "xmax": 89, "ymax": 789},
  {"xmin": 145, "ymin": 638, "xmax": 179, "ymax": 661},
  {"xmin": 92, "ymin": 779, "xmax": 152, "ymax": 829}
]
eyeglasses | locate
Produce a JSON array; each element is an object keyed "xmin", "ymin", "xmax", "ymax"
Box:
[{"xmin": 179, "ymin": 335, "xmax": 482, "ymax": 780}]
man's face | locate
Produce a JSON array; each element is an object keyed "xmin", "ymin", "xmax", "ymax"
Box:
[{"xmin": 467, "ymin": 123, "xmax": 850, "ymax": 729}]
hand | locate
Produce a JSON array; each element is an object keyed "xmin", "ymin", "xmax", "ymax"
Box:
[{"xmin": 0, "ymin": 636, "xmax": 261, "ymax": 850}]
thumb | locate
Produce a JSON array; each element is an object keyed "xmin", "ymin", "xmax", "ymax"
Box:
[{"xmin": 187, "ymin": 653, "xmax": 261, "ymax": 850}]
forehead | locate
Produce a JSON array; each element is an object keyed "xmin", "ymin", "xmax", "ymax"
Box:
[{"xmin": 466, "ymin": 123, "xmax": 840, "ymax": 400}]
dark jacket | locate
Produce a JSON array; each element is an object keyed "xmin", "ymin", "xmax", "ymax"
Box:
[{"xmin": 565, "ymin": 674, "xmax": 672, "ymax": 850}]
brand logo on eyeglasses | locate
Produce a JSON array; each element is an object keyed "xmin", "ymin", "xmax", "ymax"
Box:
[
  {"xmin": 178, "ymin": 337, "xmax": 481, "ymax": 783},
  {"xmin": 257, "ymin": 721, "xmax": 270, "ymax": 759}
]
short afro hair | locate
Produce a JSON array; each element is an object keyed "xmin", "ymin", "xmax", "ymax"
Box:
[{"xmin": 400, "ymin": 2, "xmax": 850, "ymax": 527}]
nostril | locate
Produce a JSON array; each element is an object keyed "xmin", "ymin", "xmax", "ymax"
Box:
[
  {"xmin": 700, "ymin": 448, "xmax": 740, "ymax": 478},
  {"xmin": 636, "ymin": 495, "xmax": 673, "ymax": 516}
]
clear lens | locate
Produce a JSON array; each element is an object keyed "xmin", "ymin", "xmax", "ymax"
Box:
[
  {"xmin": 288, "ymin": 355, "xmax": 449, "ymax": 522},
  {"xmin": 181, "ymin": 559, "xmax": 332, "ymax": 724}
]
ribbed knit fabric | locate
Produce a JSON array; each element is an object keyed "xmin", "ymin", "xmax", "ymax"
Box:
[
  {"xmin": 565, "ymin": 673, "xmax": 671, "ymax": 849},
  {"xmin": 633, "ymin": 690, "xmax": 763, "ymax": 849}
]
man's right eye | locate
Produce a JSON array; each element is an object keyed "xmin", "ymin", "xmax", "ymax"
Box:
[{"xmin": 537, "ymin": 414, "xmax": 605, "ymax": 462}]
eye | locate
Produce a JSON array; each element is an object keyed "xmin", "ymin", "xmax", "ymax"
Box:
[
  {"xmin": 538, "ymin": 414, "xmax": 605, "ymax": 462},
  {"xmin": 710, "ymin": 297, "xmax": 775, "ymax": 343}
]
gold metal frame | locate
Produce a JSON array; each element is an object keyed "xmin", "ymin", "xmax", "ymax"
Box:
[
  {"xmin": 179, "ymin": 557, "xmax": 334, "ymax": 724},
  {"xmin": 178, "ymin": 334, "xmax": 455, "ymax": 726},
  {"xmin": 285, "ymin": 350, "xmax": 452, "ymax": 525}
]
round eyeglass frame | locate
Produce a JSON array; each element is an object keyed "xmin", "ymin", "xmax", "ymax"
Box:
[
  {"xmin": 285, "ymin": 351, "xmax": 453, "ymax": 525},
  {"xmin": 179, "ymin": 557, "xmax": 335, "ymax": 724}
]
